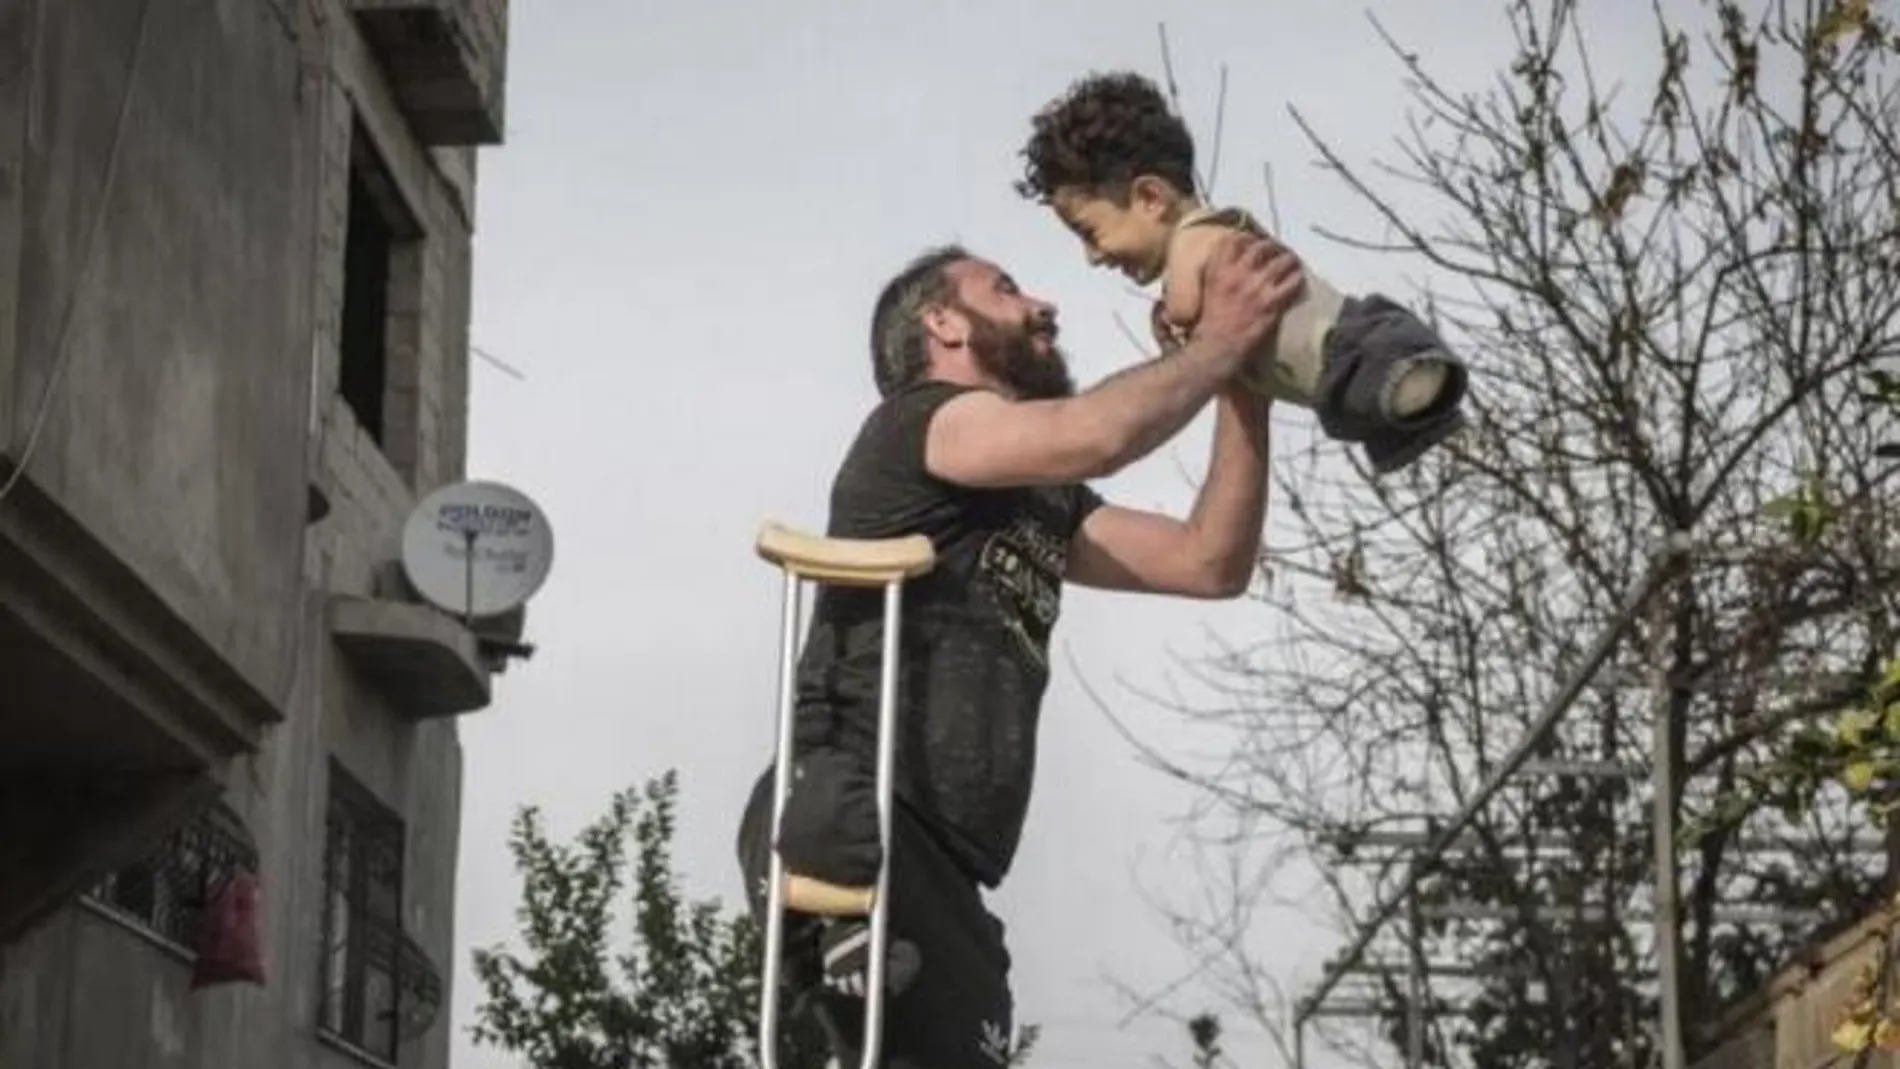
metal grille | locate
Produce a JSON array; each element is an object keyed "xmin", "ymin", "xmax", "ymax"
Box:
[
  {"xmin": 318, "ymin": 762, "xmax": 442, "ymax": 1061},
  {"xmin": 88, "ymin": 802, "xmax": 259, "ymax": 951}
]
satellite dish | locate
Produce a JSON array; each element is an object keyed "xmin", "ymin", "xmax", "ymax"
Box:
[{"xmin": 400, "ymin": 480, "xmax": 554, "ymax": 620}]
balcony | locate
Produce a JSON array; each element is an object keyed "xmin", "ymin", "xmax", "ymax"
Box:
[
  {"xmin": 349, "ymin": 0, "xmax": 510, "ymax": 145},
  {"xmin": 328, "ymin": 593, "xmax": 491, "ymax": 718},
  {"xmin": 0, "ymin": 477, "xmax": 284, "ymax": 942}
]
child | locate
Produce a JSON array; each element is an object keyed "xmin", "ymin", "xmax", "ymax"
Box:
[{"xmin": 1015, "ymin": 71, "xmax": 1469, "ymax": 474}]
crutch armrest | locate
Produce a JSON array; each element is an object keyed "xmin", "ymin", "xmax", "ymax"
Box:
[
  {"xmin": 783, "ymin": 875, "xmax": 876, "ymax": 916},
  {"xmin": 755, "ymin": 521, "xmax": 936, "ymax": 586}
]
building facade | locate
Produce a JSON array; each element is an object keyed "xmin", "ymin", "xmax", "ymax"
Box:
[{"xmin": 0, "ymin": 2, "xmax": 513, "ymax": 1067}]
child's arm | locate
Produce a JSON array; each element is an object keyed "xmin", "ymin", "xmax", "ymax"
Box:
[{"xmin": 1158, "ymin": 222, "xmax": 1234, "ymax": 335}]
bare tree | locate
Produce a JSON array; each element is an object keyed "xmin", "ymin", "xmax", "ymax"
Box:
[{"xmin": 1111, "ymin": 2, "xmax": 1900, "ymax": 1066}]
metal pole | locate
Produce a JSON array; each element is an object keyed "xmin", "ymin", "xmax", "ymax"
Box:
[
  {"xmin": 1293, "ymin": 535, "xmax": 1691, "ymax": 1031},
  {"xmin": 758, "ymin": 570, "xmax": 804, "ymax": 1069},
  {"xmin": 855, "ymin": 579, "xmax": 905, "ymax": 1069},
  {"xmin": 1648, "ymin": 550, "xmax": 1686, "ymax": 1069},
  {"xmin": 462, "ymin": 527, "xmax": 478, "ymax": 628}
]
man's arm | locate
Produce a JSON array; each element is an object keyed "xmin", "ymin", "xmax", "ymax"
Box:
[
  {"xmin": 923, "ymin": 336, "xmax": 1248, "ymax": 488},
  {"xmin": 923, "ymin": 235, "xmax": 1300, "ymax": 488},
  {"xmin": 1066, "ymin": 385, "xmax": 1272, "ymax": 599}
]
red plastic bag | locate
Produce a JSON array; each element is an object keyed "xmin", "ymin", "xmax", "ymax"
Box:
[{"xmin": 191, "ymin": 871, "xmax": 266, "ymax": 989}]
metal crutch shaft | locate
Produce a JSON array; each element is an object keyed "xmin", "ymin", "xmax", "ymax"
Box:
[
  {"xmin": 758, "ymin": 566, "xmax": 801, "ymax": 1068},
  {"xmin": 753, "ymin": 522, "xmax": 936, "ymax": 1069}
]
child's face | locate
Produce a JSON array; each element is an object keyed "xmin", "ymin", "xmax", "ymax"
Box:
[{"xmin": 1050, "ymin": 176, "xmax": 1185, "ymax": 286}]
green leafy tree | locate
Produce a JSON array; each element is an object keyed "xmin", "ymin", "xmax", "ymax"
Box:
[
  {"xmin": 469, "ymin": 770, "xmax": 830, "ymax": 1068},
  {"xmin": 469, "ymin": 769, "xmax": 1047, "ymax": 1067}
]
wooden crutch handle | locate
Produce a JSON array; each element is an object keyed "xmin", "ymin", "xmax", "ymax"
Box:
[
  {"xmin": 783, "ymin": 875, "xmax": 877, "ymax": 916},
  {"xmin": 755, "ymin": 521, "xmax": 936, "ymax": 586}
]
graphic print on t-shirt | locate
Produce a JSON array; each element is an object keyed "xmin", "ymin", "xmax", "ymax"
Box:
[{"xmin": 976, "ymin": 512, "xmax": 1069, "ymax": 669}]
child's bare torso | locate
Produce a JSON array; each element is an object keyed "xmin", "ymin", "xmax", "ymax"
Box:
[{"xmin": 1152, "ymin": 205, "xmax": 1348, "ymax": 406}]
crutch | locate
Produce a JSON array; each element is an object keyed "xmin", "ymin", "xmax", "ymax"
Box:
[{"xmin": 753, "ymin": 520, "xmax": 937, "ymax": 1069}]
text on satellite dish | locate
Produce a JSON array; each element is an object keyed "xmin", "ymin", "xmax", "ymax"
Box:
[{"xmin": 435, "ymin": 502, "xmax": 536, "ymax": 538}]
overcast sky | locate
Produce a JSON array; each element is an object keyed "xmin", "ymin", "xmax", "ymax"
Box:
[{"xmin": 447, "ymin": 3, "xmax": 1657, "ymax": 1066}]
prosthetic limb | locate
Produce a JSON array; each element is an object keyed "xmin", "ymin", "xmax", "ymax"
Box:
[{"xmin": 753, "ymin": 521, "xmax": 937, "ymax": 1069}]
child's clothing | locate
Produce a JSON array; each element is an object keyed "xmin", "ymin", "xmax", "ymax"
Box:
[{"xmin": 1155, "ymin": 205, "xmax": 1470, "ymax": 474}]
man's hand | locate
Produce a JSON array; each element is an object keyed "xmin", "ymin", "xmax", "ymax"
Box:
[
  {"xmin": 1193, "ymin": 232, "xmax": 1304, "ymax": 363},
  {"xmin": 1152, "ymin": 231, "xmax": 1303, "ymax": 360}
]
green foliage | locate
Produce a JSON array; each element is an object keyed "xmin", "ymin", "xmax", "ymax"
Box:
[
  {"xmin": 1760, "ymin": 474, "xmax": 1836, "ymax": 546},
  {"xmin": 1695, "ymin": 364, "xmax": 1900, "ymax": 1058},
  {"xmin": 468, "ymin": 770, "xmax": 829, "ymax": 1069},
  {"xmin": 468, "ymin": 770, "xmax": 1046, "ymax": 1068},
  {"xmin": 1696, "ymin": 659, "xmax": 1900, "ymax": 841},
  {"xmin": 1705, "ymin": 365, "xmax": 1900, "ymax": 848}
]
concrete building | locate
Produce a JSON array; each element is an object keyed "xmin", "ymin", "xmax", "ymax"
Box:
[{"xmin": 0, "ymin": 2, "xmax": 517, "ymax": 1067}]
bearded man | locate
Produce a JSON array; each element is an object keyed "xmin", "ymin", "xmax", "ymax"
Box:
[{"xmin": 737, "ymin": 234, "xmax": 1301, "ymax": 1068}]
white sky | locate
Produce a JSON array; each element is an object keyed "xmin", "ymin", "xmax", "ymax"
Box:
[{"xmin": 448, "ymin": 3, "xmax": 1662, "ymax": 1066}]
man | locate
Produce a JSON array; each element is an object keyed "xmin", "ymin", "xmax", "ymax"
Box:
[{"xmin": 737, "ymin": 232, "xmax": 1301, "ymax": 1068}]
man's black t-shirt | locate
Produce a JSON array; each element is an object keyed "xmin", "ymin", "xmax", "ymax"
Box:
[{"xmin": 791, "ymin": 379, "xmax": 1104, "ymax": 888}]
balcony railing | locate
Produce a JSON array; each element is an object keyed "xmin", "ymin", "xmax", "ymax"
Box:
[{"xmin": 86, "ymin": 801, "xmax": 260, "ymax": 953}]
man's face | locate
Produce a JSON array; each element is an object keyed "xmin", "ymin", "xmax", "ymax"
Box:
[{"xmin": 939, "ymin": 259, "xmax": 1075, "ymax": 400}]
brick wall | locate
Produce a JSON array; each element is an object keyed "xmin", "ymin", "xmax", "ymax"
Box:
[{"xmin": 313, "ymin": 4, "xmax": 479, "ymax": 590}]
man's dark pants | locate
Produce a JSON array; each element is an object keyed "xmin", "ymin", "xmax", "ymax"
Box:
[{"xmin": 737, "ymin": 753, "xmax": 1015, "ymax": 1068}]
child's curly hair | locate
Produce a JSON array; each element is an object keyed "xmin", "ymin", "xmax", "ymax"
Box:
[{"xmin": 1015, "ymin": 71, "xmax": 1198, "ymax": 204}]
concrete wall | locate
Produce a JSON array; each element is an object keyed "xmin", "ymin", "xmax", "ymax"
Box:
[
  {"xmin": 0, "ymin": 1, "xmax": 499, "ymax": 1066},
  {"xmin": 4, "ymin": 0, "xmax": 316, "ymax": 705}
]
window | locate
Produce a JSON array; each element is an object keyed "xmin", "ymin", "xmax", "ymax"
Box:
[
  {"xmin": 338, "ymin": 118, "xmax": 421, "ymax": 454},
  {"xmin": 87, "ymin": 802, "xmax": 258, "ymax": 953},
  {"xmin": 319, "ymin": 762, "xmax": 408, "ymax": 1062}
]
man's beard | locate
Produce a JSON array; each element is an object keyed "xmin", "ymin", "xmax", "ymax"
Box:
[{"xmin": 963, "ymin": 305, "xmax": 1075, "ymax": 400}]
